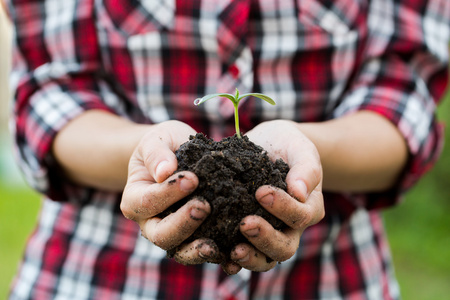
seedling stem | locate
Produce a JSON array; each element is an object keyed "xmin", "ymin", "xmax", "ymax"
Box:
[{"xmin": 194, "ymin": 88, "xmax": 276, "ymax": 138}]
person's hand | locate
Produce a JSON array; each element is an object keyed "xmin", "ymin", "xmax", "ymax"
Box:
[
  {"xmin": 120, "ymin": 120, "xmax": 224, "ymax": 265},
  {"xmin": 223, "ymin": 120, "xmax": 325, "ymax": 274}
]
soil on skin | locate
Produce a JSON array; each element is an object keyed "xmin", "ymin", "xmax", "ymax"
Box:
[{"xmin": 162, "ymin": 133, "xmax": 290, "ymax": 263}]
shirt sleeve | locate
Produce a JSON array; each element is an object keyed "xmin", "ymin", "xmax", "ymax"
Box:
[
  {"xmin": 333, "ymin": 0, "xmax": 449, "ymax": 209},
  {"xmin": 7, "ymin": 0, "xmax": 115, "ymax": 200}
]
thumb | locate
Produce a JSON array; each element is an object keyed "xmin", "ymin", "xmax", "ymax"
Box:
[
  {"xmin": 136, "ymin": 120, "xmax": 196, "ymax": 183},
  {"xmin": 137, "ymin": 132, "xmax": 179, "ymax": 183},
  {"xmin": 285, "ymin": 142, "xmax": 322, "ymax": 203},
  {"xmin": 154, "ymin": 158, "xmax": 178, "ymax": 183}
]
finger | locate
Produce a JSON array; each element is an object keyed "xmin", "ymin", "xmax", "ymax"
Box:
[
  {"xmin": 121, "ymin": 171, "xmax": 198, "ymax": 221},
  {"xmin": 231, "ymin": 243, "xmax": 277, "ymax": 272},
  {"xmin": 221, "ymin": 261, "xmax": 242, "ymax": 275},
  {"xmin": 285, "ymin": 152, "xmax": 322, "ymax": 203},
  {"xmin": 138, "ymin": 121, "xmax": 195, "ymax": 183},
  {"xmin": 140, "ymin": 198, "xmax": 210, "ymax": 250},
  {"xmin": 173, "ymin": 239, "xmax": 225, "ymax": 265},
  {"xmin": 137, "ymin": 134, "xmax": 179, "ymax": 184},
  {"xmin": 240, "ymin": 215, "xmax": 302, "ymax": 262},
  {"xmin": 303, "ymin": 187, "xmax": 325, "ymax": 227},
  {"xmin": 256, "ymin": 185, "xmax": 324, "ymax": 230}
]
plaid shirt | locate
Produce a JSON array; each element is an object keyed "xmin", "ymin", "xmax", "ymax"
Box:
[{"xmin": 6, "ymin": 0, "xmax": 449, "ymax": 299}]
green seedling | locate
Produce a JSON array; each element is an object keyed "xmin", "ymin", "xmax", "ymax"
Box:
[{"xmin": 194, "ymin": 89, "xmax": 276, "ymax": 138}]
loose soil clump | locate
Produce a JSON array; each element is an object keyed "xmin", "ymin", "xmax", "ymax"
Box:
[{"xmin": 163, "ymin": 133, "xmax": 289, "ymax": 263}]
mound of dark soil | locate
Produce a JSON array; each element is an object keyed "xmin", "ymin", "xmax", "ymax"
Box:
[{"xmin": 163, "ymin": 133, "xmax": 289, "ymax": 263}]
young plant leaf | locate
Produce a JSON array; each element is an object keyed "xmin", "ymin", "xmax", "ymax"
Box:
[
  {"xmin": 193, "ymin": 89, "xmax": 276, "ymax": 139},
  {"xmin": 238, "ymin": 93, "xmax": 276, "ymax": 105},
  {"xmin": 194, "ymin": 93, "xmax": 237, "ymax": 106}
]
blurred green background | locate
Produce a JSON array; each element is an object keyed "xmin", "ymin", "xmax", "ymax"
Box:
[{"xmin": 382, "ymin": 89, "xmax": 450, "ymax": 300}]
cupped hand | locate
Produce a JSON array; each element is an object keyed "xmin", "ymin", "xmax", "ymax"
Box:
[
  {"xmin": 120, "ymin": 120, "xmax": 222, "ymax": 265},
  {"xmin": 223, "ymin": 120, "xmax": 325, "ymax": 274}
]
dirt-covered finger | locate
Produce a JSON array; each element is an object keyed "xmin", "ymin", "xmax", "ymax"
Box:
[
  {"xmin": 173, "ymin": 239, "xmax": 225, "ymax": 265},
  {"xmin": 231, "ymin": 243, "xmax": 277, "ymax": 272},
  {"xmin": 121, "ymin": 171, "xmax": 198, "ymax": 221},
  {"xmin": 302, "ymin": 188, "xmax": 325, "ymax": 227},
  {"xmin": 256, "ymin": 185, "xmax": 305, "ymax": 229},
  {"xmin": 221, "ymin": 261, "xmax": 242, "ymax": 275},
  {"xmin": 140, "ymin": 198, "xmax": 210, "ymax": 250},
  {"xmin": 273, "ymin": 185, "xmax": 324, "ymax": 231},
  {"xmin": 240, "ymin": 215, "xmax": 302, "ymax": 262}
]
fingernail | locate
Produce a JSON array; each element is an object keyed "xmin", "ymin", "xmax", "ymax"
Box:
[
  {"xmin": 297, "ymin": 180, "xmax": 308, "ymax": 201},
  {"xmin": 259, "ymin": 193, "xmax": 274, "ymax": 207},
  {"xmin": 244, "ymin": 227, "xmax": 260, "ymax": 238},
  {"xmin": 198, "ymin": 243, "xmax": 215, "ymax": 258},
  {"xmin": 190, "ymin": 207, "xmax": 207, "ymax": 221},
  {"xmin": 155, "ymin": 160, "xmax": 169, "ymax": 180},
  {"xmin": 180, "ymin": 178, "xmax": 196, "ymax": 192}
]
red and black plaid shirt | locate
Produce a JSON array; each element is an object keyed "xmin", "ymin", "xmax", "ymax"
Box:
[{"xmin": 6, "ymin": 0, "xmax": 449, "ymax": 299}]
